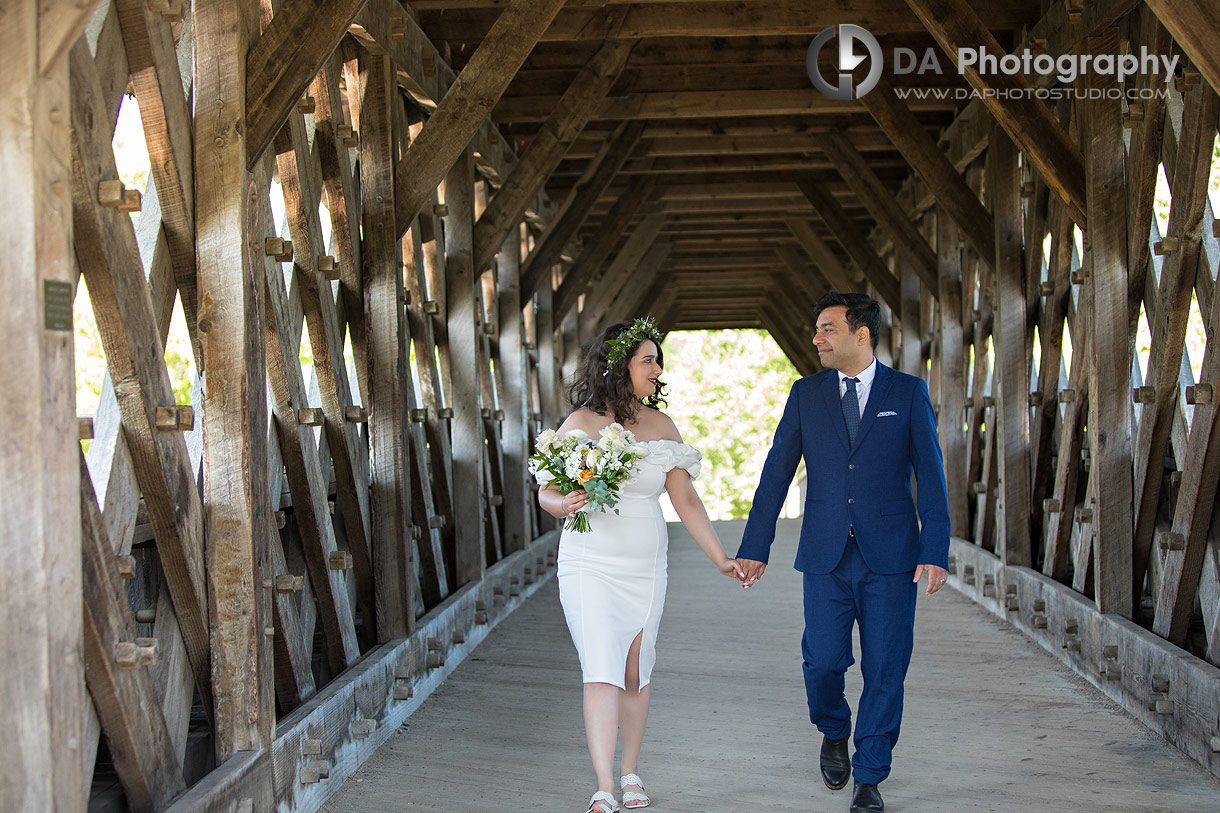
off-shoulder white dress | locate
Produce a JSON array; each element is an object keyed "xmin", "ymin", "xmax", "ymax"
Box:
[{"xmin": 551, "ymin": 439, "xmax": 702, "ymax": 691}]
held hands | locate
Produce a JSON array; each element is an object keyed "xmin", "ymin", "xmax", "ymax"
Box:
[
  {"xmin": 914, "ymin": 564, "xmax": 950, "ymax": 596},
  {"xmin": 736, "ymin": 558, "xmax": 767, "ymax": 589},
  {"xmin": 717, "ymin": 558, "xmax": 746, "ymax": 581}
]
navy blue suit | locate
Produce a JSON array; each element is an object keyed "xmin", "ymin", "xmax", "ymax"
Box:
[{"xmin": 737, "ymin": 361, "xmax": 949, "ymax": 784}]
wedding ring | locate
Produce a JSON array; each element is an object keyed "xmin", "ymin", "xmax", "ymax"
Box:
[{"xmin": 938, "ymin": 578, "xmax": 947, "ymax": 583}]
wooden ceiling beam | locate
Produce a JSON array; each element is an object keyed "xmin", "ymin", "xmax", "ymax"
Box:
[
  {"xmin": 859, "ymin": 73, "xmax": 997, "ymax": 266},
  {"xmin": 521, "ymin": 118, "xmax": 648, "ymax": 298},
  {"xmin": 1141, "ymin": 0, "xmax": 1220, "ymax": 98},
  {"xmin": 558, "ymin": 130, "xmax": 926, "ymax": 160},
  {"xmin": 798, "ymin": 180, "xmax": 901, "ymax": 312},
  {"xmin": 821, "ymin": 132, "xmax": 940, "ymax": 292},
  {"xmin": 472, "ymin": 39, "xmax": 635, "ymax": 272},
  {"xmin": 580, "ymin": 213, "xmax": 668, "ymax": 325},
  {"xmin": 548, "ymin": 153, "xmax": 916, "ymax": 179},
  {"xmin": 784, "ymin": 218, "xmax": 863, "ymax": 293},
  {"xmin": 392, "ymin": 0, "xmax": 568, "ymax": 237},
  {"xmin": 245, "ymin": 0, "xmax": 367, "ymax": 169},
  {"xmin": 903, "ymin": 0, "xmax": 1088, "ymax": 227},
  {"xmin": 555, "ymin": 176, "xmax": 657, "ymax": 316},
  {"xmin": 419, "ymin": 1, "xmax": 1039, "ymax": 41},
  {"xmin": 495, "ymin": 89, "xmax": 958, "ymax": 123}
]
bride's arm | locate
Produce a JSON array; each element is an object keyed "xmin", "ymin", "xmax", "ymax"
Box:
[
  {"xmin": 536, "ymin": 412, "xmax": 591, "ymax": 519},
  {"xmin": 666, "ymin": 470, "xmax": 743, "ymax": 579},
  {"xmin": 538, "ymin": 485, "xmax": 587, "ymax": 519}
]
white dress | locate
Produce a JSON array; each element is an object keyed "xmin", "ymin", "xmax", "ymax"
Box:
[{"xmin": 550, "ymin": 440, "xmax": 702, "ymax": 691}]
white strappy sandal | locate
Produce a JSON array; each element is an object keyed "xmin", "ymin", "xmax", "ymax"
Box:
[
  {"xmin": 587, "ymin": 790, "xmax": 619, "ymax": 813},
  {"xmin": 620, "ymin": 774, "xmax": 650, "ymax": 809}
]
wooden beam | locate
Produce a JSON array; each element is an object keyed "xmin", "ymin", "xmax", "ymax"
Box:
[
  {"xmin": 797, "ymin": 180, "xmax": 901, "ymax": 312},
  {"xmin": 607, "ymin": 241, "xmax": 674, "ymax": 323},
  {"xmin": 70, "ymin": 37, "xmax": 215, "ymax": 722},
  {"xmin": 445, "ymin": 151, "xmax": 488, "ymax": 586},
  {"xmin": 1, "ymin": 7, "xmax": 85, "ymax": 807},
  {"xmin": 244, "ymin": 0, "xmax": 367, "ymax": 168},
  {"xmin": 473, "ymin": 38, "xmax": 635, "ymax": 272},
  {"xmin": 494, "ymin": 88, "xmax": 956, "ymax": 123},
  {"xmin": 1080, "ymin": 41, "xmax": 1133, "ymax": 616},
  {"xmin": 521, "ymin": 118, "xmax": 647, "ymax": 299},
  {"xmin": 421, "ymin": 1, "xmax": 1039, "ymax": 40},
  {"xmin": 1152, "ymin": 253, "xmax": 1220, "ymax": 642},
  {"xmin": 394, "ymin": 0, "xmax": 567, "ymax": 237},
  {"xmin": 936, "ymin": 214, "xmax": 969, "ymax": 538},
  {"xmin": 859, "ymin": 73, "xmax": 996, "ymax": 266},
  {"xmin": 988, "ymin": 125, "xmax": 1031, "ymax": 567},
  {"xmin": 555, "ymin": 175, "xmax": 656, "ymax": 317},
  {"xmin": 903, "ymin": 0, "xmax": 1088, "ymax": 227},
  {"xmin": 357, "ymin": 50, "xmax": 414, "ymax": 638},
  {"xmin": 80, "ymin": 455, "xmax": 185, "ymax": 810},
  {"xmin": 193, "ymin": 0, "xmax": 272, "ymax": 755},
  {"xmin": 38, "ymin": 0, "xmax": 105, "ymax": 75},
  {"xmin": 821, "ymin": 132, "xmax": 939, "ymax": 292},
  {"xmin": 1143, "ymin": 0, "xmax": 1220, "ymax": 99},
  {"xmin": 783, "ymin": 217, "xmax": 860, "ymax": 294},
  {"xmin": 581, "ymin": 213, "xmax": 667, "ymax": 332},
  {"xmin": 1132, "ymin": 81, "xmax": 1220, "ymax": 615},
  {"xmin": 114, "ymin": 0, "xmax": 200, "ymax": 362}
]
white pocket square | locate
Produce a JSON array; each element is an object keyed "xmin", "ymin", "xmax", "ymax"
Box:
[{"xmin": 877, "ymin": 410, "xmax": 898, "ymax": 417}]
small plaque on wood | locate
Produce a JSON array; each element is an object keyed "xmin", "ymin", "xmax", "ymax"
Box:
[{"xmin": 44, "ymin": 280, "xmax": 73, "ymax": 331}]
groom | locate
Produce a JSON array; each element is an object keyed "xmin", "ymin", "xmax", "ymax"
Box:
[{"xmin": 736, "ymin": 292, "xmax": 950, "ymax": 813}]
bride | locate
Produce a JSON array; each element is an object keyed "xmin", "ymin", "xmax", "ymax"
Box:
[{"xmin": 536, "ymin": 317, "xmax": 744, "ymax": 813}]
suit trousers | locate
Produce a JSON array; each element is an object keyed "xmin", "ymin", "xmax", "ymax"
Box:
[{"xmin": 801, "ymin": 535, "xmax": 917, "ymax": 785}]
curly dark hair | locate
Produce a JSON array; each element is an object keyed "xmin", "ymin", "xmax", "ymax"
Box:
[{"xmin": 567, "ymin": 321, "xmax": 668, "ymax": 424}]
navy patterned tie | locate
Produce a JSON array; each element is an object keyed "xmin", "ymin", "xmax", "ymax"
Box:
[{"xmin": 842, "ymin": 377, "xmax": 861, "ymax": 447}]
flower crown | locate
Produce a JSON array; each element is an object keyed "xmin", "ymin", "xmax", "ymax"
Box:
[{"xmin": 604, "ymin": 316, "xmax": 663, "ymax": 370}]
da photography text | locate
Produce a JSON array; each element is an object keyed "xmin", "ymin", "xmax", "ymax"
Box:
[{"xmin": 807, "ymin": 24, "xmax": 1180, "ymax": 101}]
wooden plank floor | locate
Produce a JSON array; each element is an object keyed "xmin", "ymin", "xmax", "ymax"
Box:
[{"xmin": 323, "ymin": 519, "xmax": 1220, "ymax": 812}]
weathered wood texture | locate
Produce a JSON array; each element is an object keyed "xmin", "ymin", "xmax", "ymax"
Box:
[{"xmin": 50, "ymin": 0, "xmax": 558, "ymax": 806}]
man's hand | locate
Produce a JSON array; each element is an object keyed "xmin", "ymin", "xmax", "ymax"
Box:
[
  {"xmin": 914, "ymin": 564, "xmax": 950, "ymax": 596},
  {"xmin": 738, "ymin": 558, "xmax": 767, "ymax": 589}
]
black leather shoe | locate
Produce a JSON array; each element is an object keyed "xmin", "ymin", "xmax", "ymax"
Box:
[
  {"xmin": 850, "ymin": 781, "xmax": 884, "ymax": 812},
  {"xmin": 819, "ymin": 735, "xmax": 851, "ymax": 790}
]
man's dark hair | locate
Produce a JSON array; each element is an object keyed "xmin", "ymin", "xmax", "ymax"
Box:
[{"xmin": 814, "ymin": 291, "xmax": 881, "ymax": 350}]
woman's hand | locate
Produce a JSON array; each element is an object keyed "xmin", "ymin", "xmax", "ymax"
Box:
[
  {"xmin": 718, "ymin": 558, "xmax": 745, "ymax": 581},
  {"xmin": 560, "ymin": 489, "xmax": 588, "ymax": 517}
]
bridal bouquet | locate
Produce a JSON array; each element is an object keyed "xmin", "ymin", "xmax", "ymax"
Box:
[{"xmin": 529, "ymin": 423, "xmax": 650, "ymax": 532}]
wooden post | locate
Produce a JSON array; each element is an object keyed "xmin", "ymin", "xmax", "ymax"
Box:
[
  {"xmin": 445, "ymin": 151, "xmax": 487, "ymax": 585},
  {"xmin": 988, "ymin": 125, "xmax": 1031, "ymax": 567},
  {"xmin": 1081, "ymin": 36, "xmax": 1134, "ymax": 616},
  {"xmin": 898, "ymin": 254, "xmax": 923, "ymax": 376},
  {"xmin": 193, "ymin": 0, "xmax": 272, "ymax": 755},
  {"xmin": 497, "ymin": 233, "xmax": 531, "ymax": 552},
  {"xmin": 359, "ymin": 50, "xmax": 413, "ymax": 638},
  {"xmin": 0, "ymin": 5, "xmax": 86, "ymax": 808},
  {"xmin": 937, "ymin": 213, "xmax": 969, "ymax": 538}
]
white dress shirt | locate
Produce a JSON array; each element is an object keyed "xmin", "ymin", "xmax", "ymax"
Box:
[{"xmin": 837, "ymin": 357, "xmax": 878, "ymax": 419}]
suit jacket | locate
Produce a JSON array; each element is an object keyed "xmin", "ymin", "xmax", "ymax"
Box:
[{"xmin": 736, "ymin": 361, "xmax": 950, "ymax": 575}]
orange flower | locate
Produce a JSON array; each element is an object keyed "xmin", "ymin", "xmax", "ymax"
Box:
[{"xmin": 578, "ymin": 468, "xmax": 595, "ymax": 484}]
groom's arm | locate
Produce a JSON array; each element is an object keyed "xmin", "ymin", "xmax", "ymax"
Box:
[
  {"xmin": 909, "ymin": 378, "xmax": 950, "ymax": 569},
  {"xmin": 736, "ymin": 380, "xmax": 804, "ymax": 565}
]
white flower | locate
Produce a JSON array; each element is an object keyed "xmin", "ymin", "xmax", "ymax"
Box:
[
  {"xmin": 535, "ymin": 469, "xmax": 555, "ymax": 484},
  {"xmin": 587, "ymin": 448, "xmax": 603, "ymax": 468},
  {"xmin": 535, "ymin": 428, "xmax": 558, "ymax": 450},
  {"xmin": 565, "ymin": 428, "xmax": 589, "ymax": 442},
  {"xmin": 599, "ymin": 422, "xmax": 626, "ymax": 443}
]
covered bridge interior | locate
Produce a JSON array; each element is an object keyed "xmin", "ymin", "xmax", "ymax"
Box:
[{"xmin": 3, "ymin": 0, "xmax": 1220, "ymax": 810}]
